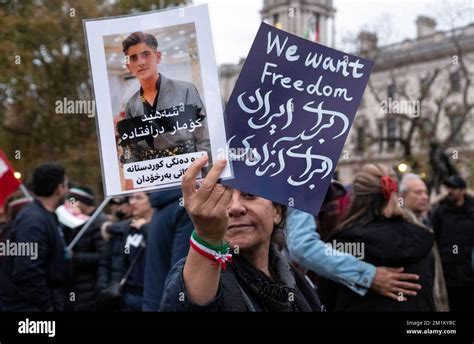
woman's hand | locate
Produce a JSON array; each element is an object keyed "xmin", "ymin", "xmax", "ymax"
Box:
[
  {"xmin": 182, "ymin": 155, "xmax": 232, "ymax": 245},
  {"xmin": 181, "ymin": 155, "xmax": 233, "ymax": 306}
]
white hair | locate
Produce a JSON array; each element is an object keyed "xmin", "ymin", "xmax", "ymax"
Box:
[{"xmin": 399, "ymin": 173, "xmax": 424, "ymax": 196}]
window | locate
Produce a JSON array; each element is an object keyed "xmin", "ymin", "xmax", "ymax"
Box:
[
  {"xmin": 273, "ymin": 13, "xmax": 279, "ymax": 26},
  {"xmin": 356, "ymin": 126, "xmax": 365, "ymax": 153},
  {"xmin": 421, "ymin": 119, "xmax": 434, "ymax": 145},
  {"xmin": 377, "ymin": 121, "xmax": 384, "ymax": 153},
  {"xmin": 387, "ymin": 84, "xmax": 396, "ymax": 99},
  {"xmin": 387, "ymin": 117, "xmax": 397, "ymax": 150},
  {"xmin": 450, "ymin": 70, "xmax": 461, "ymax": 92},
  {"xmin": 449, "ymin": 114, "xmax": 464, "ymax": 145}
]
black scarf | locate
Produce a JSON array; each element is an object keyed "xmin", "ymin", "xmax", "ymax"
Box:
[{"xmin": 230, "ymin": 245, "xmax": 314, "ymax": 312}]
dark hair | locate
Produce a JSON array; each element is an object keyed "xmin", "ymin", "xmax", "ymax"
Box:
[
  {"xmin": 271, "ymin": 204, "xmax": 287, "ymax": 249},
  {"xmin": 32, "ymin": 164, "xmax": 65, "ymax": 197},
  {"xmin": 122, "ymin": 32, "xmax": 158, "ymax": 54}
]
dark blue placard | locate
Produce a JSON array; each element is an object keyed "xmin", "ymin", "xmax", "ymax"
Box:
[{"xmin": 222, "ymin": 22, "xmax": 374, "ymax": 215}]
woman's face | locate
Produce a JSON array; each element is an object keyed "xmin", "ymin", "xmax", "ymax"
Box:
[{"xmin": 224, "ymin": 190, "xmax": 282, "ymax": 251}]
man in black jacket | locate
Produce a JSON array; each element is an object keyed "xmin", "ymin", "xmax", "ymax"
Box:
[
  {"xmin": 432, "ymin": 175, "xmax": 474, "ymax": 312},
  {"xmin": 0, "ymin": 164, "xmax": 68, "ymax": 311}
]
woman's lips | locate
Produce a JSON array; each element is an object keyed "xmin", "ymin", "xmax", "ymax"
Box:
[{"xmin": 227, "ymin": 223, "xmax": 253, "ymax": 231}]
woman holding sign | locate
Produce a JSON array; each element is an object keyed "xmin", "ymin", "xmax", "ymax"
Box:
[{"xmin": 160, "ymin": 156, "xmax": 322, "ymax": 312}]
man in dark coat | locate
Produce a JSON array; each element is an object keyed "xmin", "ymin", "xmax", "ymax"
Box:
[
  {"xmin": 0, "ymin": 164, "xmax": 68, "ymax": 311},
  {"xmin": 431, "ymin": 175, "xmax": 474, "ymax": 311}
]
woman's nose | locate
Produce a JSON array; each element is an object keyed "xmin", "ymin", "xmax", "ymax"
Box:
[{"xmin": 228, "ymin": 191, "xmax": 246, "ymax": 217}]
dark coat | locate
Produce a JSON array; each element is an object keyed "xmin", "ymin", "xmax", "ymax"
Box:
[
  {"xmin": 142, "ymin": 189, "xmax": 194, "ymax": 311},
  {"xmin": 0, "ymin": 199, "xmax": 66, "ymax": 311},
  {"xmin": 97, "ymin": 219, "xmax": 149, "ymax": 292},
  {"xmin": 96, "ymin": 220, "xmax": 131, "ymax": 291},
  {"xmin": 160, "ymin": 248, "xmax": 322, "ymax": 312},
  {"xmin": 431, "ymin": 195, "xmax": 474, "ymax": 287},
  {"xmin": 63, "ymin": 213, "xmax": 107, "ymax": 311},
  {"xmin": 318, "ymin": 218, "xmax": 436, "ymax": 312}
]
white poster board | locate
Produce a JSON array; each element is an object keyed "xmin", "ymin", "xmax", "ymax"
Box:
[{"xmin": 84, "ymin": 4, "xmax": 231, "ymax": 196}]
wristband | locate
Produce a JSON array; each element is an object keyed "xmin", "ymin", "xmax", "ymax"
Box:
[{"xmin": 190, "ymin": 230, "xmax": 232, "ymax": 270}]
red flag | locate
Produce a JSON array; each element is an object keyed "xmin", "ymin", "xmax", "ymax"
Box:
[{"xmin": 0, "ymin": 149, "xmax": 21, "ymax": 208}]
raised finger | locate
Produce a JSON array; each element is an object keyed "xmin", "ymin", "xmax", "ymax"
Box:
[
  {"xmin": 182, "ymin": 155, "xmax": 209, "ymax": 200},
  {"xmin": 197, "ymin": 158, "xmax": 227, "ymax": 202}
]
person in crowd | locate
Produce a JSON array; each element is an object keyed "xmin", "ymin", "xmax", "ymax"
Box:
[
  {"xmin": 161, "ymin": 156, "xmax": 322, "ymax": 312},
  {"xmin": 399, "ymin": 173, "xmax": 449, "ymax": 311},
  {"xmin": 0, "ymin": 164, "xmax": 69, "ymax": 311},
  {"xmin": 286, "ymin": 212, "xmax": 423, "ymax": 302},
  {"xmin": 107, "ymin": 197, "xmax": 132, "ymax": 222},
  {"xmin": 431, "ymin": 175, "xmax": 474, "ymax": 311},
  {"xmin": 317, "ymin": 164, "xmax": 435, "ymax": 311},
  {"xmin": 142, "ymin": 188, "xmax": 194, "ymax": 311},
  {"xmin": 399, "ymin": 173, "xmax": 431, "ymax": 226},
  {"xmin": 316, "ymin": 179, "xmax": 351, "ymax": 241},
  {"xmin": 62, "ymin": 187, "xmax": 107, "ymax": 312},
  {"xmin": 100, "ymin": 197, "xmax": 132, "ymax": 242},
  {"xmin": 0, "ymin": 196, "xmax": 32, "ymax": 249},
  {"xmin": 97, "ymin": 192, "xmax": 153, "ymax": 311},
  {"xmin": 0, "ymin": 196, "xmax": 32, "ymax": 311}
]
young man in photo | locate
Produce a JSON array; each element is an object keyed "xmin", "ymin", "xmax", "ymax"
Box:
[{"xmin": 121, "ymin": 31, "xmax": 211, "ymax": 163}]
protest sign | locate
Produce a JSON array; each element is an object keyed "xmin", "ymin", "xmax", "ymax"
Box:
[
  {"xmin": 84, "ymin": 4, "xmax": 231, "ymax": 197},
  {"xmin": 222, "ymin": 23, "xmax": 374, "ymax": 214}
]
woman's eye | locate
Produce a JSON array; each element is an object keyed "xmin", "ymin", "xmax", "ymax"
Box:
[{"xmin": 242, "ymin": 193, "xmax": 255, "ymax": 199}]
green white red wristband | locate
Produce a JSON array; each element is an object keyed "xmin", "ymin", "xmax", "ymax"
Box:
[{"xmin": 190, "ymin": 230, "xmax": 232, "ymax": 270}]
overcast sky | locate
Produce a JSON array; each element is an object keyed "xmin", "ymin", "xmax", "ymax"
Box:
[{"xmin": 194, "ymin": 0, "xmax": 474, "ymax": 65}]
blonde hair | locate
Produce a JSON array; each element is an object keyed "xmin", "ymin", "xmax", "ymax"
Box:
[{"xmin": 337, "ymin": 164, "xmax": 415, "ymax": 230}]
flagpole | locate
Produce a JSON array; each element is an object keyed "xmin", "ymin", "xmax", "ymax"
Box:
[
  {"xmin": 19, "ymin": 183, "xmax": 33, "ymax": 200},
  {"xmin": 66, "ymin": 197, "xmax": 111, "ymax": 251}
]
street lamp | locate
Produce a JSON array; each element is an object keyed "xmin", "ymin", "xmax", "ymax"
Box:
[
  {"xmin": 14, "ymin": 172, "xmax": 21, "ymax": 179},
  {"xmin": 397, "ymin": 163, "xmax": 408, "ymax": 173}
]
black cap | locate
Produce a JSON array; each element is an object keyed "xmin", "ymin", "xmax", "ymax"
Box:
[
  {"xmin": 109, "ymin": 197, "xmax": 129, "ymax": 205},
  {"xmin": 443, "ymin": 175, "xmax": 467, "ymax": 189},
  {"xmin": 68, "ymin": 187, "xmax": 95, "ymax": 206}
]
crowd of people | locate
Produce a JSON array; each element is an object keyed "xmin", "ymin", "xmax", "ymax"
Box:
[{"xmin": 0, "ymin": 159, "xmax": 472, "ymax": 312}]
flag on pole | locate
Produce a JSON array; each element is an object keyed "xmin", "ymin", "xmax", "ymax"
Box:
[{"xmin": 0, "ymin": 149, "xmax": 21, "ymax": 207}]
